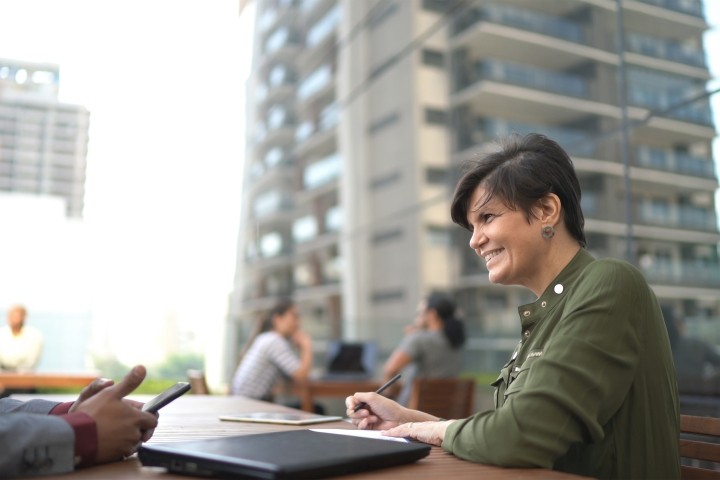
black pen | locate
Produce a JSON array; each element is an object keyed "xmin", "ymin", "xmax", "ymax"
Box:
[{"xmin": 353, "ymin": 373, "xmax": 402, "ymax": 412}]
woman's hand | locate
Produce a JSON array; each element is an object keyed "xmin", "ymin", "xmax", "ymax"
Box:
[
  {"xmin": 346, "ymin": 392, "xmax": 438, "ymax": 430},
  {"xmin": 382, "ymin": 420, "xmax": 456, "ymax": 446}
]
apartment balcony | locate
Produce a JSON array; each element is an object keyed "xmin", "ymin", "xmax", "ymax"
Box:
[
  {"xmin": 636, "ymin": 203, "xmax": 719, "ymax": 232},
  {"xmin": 457, "ymin": 59, "xmax": 589, "ymax": 99},
  {"xmin": 453, "ymin": 4, "xmax": 585, "ymax": 44},
  {"xmin": 297, "ymin": 64, "xmax": 334, "ymax": 105},
  {"xmin": 460, "ymin": 117, "xmax": 597, "ymax": 158},
  {"xmin": 305, "ymin": 3, "xmax": 340, "ymax": 50},
  {"xmin": 627, "ymin": 85, "xmax": 714, "ymax": 126},
  {"xmin": 635, "ymin": 146, "xmax": 716, "ymax": 178},
  {"xmin": 302, "ymin": 152, "xmax": 341, "ymax": 191},
  {"xmin": 641, "ymin": 259, "xmax": 720, "ymax": 287},
  {"xmin": 626, "ymin": 32, "xmax": 705, "ymax": 68},
  {"xmin": 633, "ymin": 0, "xmax": 704, "ymax": 18},
  {"xmin": 262, "ymin": 27, "xmax": 303, "ymax": 61},
  {"xmin": 294, "ymin": 103, "xmax": 338, "ymax": 157}
]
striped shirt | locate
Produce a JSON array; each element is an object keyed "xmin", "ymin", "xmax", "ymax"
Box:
[{"xmin": 230, "ymin": 331, "xmax": 300, "ymax": 399}]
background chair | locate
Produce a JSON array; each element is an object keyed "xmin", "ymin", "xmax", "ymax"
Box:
[
  {"xmin": 680, "ymin": 414, "xmax": 720, "ymax": 479},
  {"xmin": 407, "ymin": 377, "xmax": 475, "ymax": 419},
  {"xmin": 186, "ymin": 369, "xmax": 210, "ymax": 395}
]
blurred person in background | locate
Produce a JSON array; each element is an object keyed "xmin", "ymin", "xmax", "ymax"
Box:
[
  {"xmin": 0, "ymin": 304, "xmax": 44, "ymax": 373},
  {"xmin": 382, "ymin": 292, "xmax": 466, "ymax": 405},
  {"xmin": 230, "ymin": 299, "xmax": 313, "ymax": 405},
  {"xmin": 0, "ymin": 365, "xmax": 158, "ymax": 477},
  {"xmin": 347, "ymin": 133, "xmax": 679, "ymax": 479}
]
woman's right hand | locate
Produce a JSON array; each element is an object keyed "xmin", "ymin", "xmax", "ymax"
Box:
[{"xmin": 346, "ymin": 392, "xmax": 414, "ymax": 430}]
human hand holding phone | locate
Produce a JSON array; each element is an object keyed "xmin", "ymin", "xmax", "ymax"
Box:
[{"xmin": 142, "ymin": 382, "xmax": 192, "ymax": 414}]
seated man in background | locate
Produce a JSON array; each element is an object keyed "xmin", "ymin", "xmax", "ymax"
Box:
[
  {"xmin": 0, "ymin": 365, "xmax": 158, "ymax": 477},
  {"xmin": 0, "ymin": 304, "xmax": 44, "ymax": 372}
]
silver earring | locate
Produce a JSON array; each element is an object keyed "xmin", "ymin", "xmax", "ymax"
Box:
[{"xmin": 542, "ymin": 225, "xmax": 555, "ymax": 239}]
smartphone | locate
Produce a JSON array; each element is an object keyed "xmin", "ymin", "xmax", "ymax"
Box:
[{"xmin": 142, "ymin": 382, "xmax": 191, "ymax": 414}]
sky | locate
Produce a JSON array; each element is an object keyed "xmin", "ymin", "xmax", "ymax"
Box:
[
  {"xmin": 0, "ymin": 0, "xmax": 253, "ymax": 368},
  {"xmin": 0, "ymin": 1, "xmax": 718, "ymax": 371}
]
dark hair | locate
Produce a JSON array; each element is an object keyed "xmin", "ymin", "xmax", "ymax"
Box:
[
  {"xmin": 450, "ymin": 133, "xmax": 587, "ymax": 247},
  {"xmin": 238, "ymin": 298, "xmax": 295, "ymax": 362},
  {"xmin": 426, "ymin": 292, "xmax": 466, "ymax": 349}
]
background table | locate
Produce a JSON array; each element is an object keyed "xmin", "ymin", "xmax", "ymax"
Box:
[
  {"xmin": 0, "ymin": 372, "xmax": 98, "ymax": 390},
  {"xmin": 15, "ymin": 394, "xmax": 587, "ymax": 479}
]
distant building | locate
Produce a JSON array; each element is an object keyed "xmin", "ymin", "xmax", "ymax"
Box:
[
  {"xmin": 227, "ymin": 0, "xmax": 720, "ymax": 378},
  {"xmin": 0, "ymin": 58, "xmax": 90, "ymax": 218}
]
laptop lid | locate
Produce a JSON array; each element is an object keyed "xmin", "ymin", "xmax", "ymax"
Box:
[
  {"xmin": 138, "ymin": 429, "xmax": 430, "ymax": 479},
  {"xmin": 324, "ymin": 341, "xmax": 376, "ymax": 379}
]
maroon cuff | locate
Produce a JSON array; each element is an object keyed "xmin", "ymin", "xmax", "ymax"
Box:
[
  {"xmin": 61, "ymin": 412, "xmax": 98, "ymax": 468},
  {"xmin": 49, "ymin": 402, "xmax": 74, "ymax": 415}
]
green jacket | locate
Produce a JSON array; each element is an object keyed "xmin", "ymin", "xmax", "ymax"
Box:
[{"xmin": 443, "ymin": 249, "xmax": 680, "ymax": 479}]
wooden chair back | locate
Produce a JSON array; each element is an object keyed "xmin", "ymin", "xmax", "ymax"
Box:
[
  {"xmin": 680, "ymin": 414, "xmax": 720, "ymax": 479},
  {"xmin": 407, "ymin": 377, "xmax": 475, "ymax": 419},
  {"xmin": 186, "ymin": 369, "xmax": 210, "ymax": 395}
]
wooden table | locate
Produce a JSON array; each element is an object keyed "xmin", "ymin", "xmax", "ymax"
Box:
[
  {"xmin": 15, "ymin": 394, "xmax": 587, "ymax": 479},
  {"xmin": 294, "ymin": 378, "xmax": 382, "ymax": 412},
  {"xmin": 0, "ymin": 372, "xmax": 98, "ymax": 390}
]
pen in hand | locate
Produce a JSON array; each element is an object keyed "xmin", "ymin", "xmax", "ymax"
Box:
[{"xmin": 352, "ymin": 373, "xmax": 402, "ymax": 413}]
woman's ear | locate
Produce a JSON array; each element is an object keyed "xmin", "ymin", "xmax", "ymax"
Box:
[{"xmin": 537, "ymin": 193, "xmax": 562, "ymax": 224}]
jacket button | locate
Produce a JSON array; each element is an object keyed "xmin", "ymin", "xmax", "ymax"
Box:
[{"xmin": 522, "ymin": 310, "xmax": 530, "ymax": 317}]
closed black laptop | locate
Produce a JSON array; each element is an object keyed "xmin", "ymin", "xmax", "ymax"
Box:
[{"xmin": 138, "ymin": 429, "xmax": 431, "ymax": 479}]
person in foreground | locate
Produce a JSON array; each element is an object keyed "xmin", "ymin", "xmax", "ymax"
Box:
[
  {"xmin": 346, "ymin": 133, "xmax": 680, "ymax": 479},
  {"xmin": 0, "ymin": 365, "xmax": 158, "ymax": 477}
]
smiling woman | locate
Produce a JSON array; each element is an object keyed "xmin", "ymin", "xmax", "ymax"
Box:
[{"xmin": 345, "ymin": 133, "xmax": 680, "ymax": 480}]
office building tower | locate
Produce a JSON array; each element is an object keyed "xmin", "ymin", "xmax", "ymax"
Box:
[
  {"xmin": 227, "ymin": 0, "xmax": 719, "ymax": 377},
  {"xmin": 0, "ymin": 58, "xmax": 90, "ymax": 218}
]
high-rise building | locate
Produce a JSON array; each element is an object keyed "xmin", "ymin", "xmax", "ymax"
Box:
[
  {"xmin": 227, "ymin": 0, "xmax": 719, "ymax": 378},
  {"xmin": 0, "ymin": 58, "xmax": 90, "ymax": 218}
]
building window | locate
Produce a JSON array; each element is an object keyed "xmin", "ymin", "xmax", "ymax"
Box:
[
  {"xmin": 425, "ymin": 167, "xmax": 447, "ymax": 185},
  {"xmin": 372, "ymin": 228, "xmax": 403, "ymax": 244},
  {"xmin": 426, "ymin": 225, "xmax": 452, "ymax": 246},
  {"xmin": 370, "ymin": 170, "xmax": 401, "ymax": 189},
  {"xmin": 368, "ymin": 112, "xmax": 399, "ymax": 135},
  {"xmin": 371, "ymin": 289, "xmax": 404, "ymax": 303},
  {"xmin": 368, "ymin": 2, "xmax": 398, "ymax": 29},
  {"xmin": 425, "ymin": 108, "xmax": 447, "ymax": 126},
  {"xmin": 421, "ymin": 49, "xmax": 444, "ymax": 68},
  {"xmin": 422, "ymin": 0, "xmax": 450, "ymax": 13}
]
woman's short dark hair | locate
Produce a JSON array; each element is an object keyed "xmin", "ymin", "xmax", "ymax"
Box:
[
  {"xmin": 450, "ymin": 133, "xmax": 587, "ymax": 247},
  {"xmin": 426, "ymin": 292, "xmax": 466, "ymax": 349}
]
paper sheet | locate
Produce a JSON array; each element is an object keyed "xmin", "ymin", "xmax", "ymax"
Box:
[{"xmin": 310, "ymin": 428, "xmax": 410, "ymax": 443}]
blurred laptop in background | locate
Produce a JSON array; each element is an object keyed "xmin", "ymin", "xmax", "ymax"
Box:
[{"xmin": 321, "ymin": 341, "xmax": 377, "ymax": 380}]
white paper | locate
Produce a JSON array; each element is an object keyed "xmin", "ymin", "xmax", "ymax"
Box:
[{"xmin": 310, "ymin": 428, "xmax": 410, "ymax": 443}]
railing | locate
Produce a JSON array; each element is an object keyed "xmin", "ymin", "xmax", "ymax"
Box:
[
  {"xmin": 453, "ymin": 4, "xmax": 585, "ymax": 44},
  {"xmin": 626, "ymin": 33, "xmax": 705, "ymax": 67},
  {"xmin": 635, "ymin": 146, "xmax": 716, "ymax": 178},
  {"xmin": 634, "ymin": 0, "xmax": 704, "ymax": 17},
  {"xmin": 469, "ymin": 59, "xmax": 588, "ymax": 98},
  {"xmin": 637, "ymin": 203, "xmax": 719, "ymax": 231},
  {"xmin": 641, "ymin": 259, "xmax": 720, "ymax": 286},
  {"xmin": 303, "ymin": 152, "xmax": 341, "ymax": 190}
]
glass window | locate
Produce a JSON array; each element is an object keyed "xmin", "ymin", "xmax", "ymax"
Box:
[
  {"xmin": 325, "ymin": 205, "xmax": 343, "ymax": 232},
  {"xmin": 370, "ymin": 171, "xmax": 401, "ymax": 189},
  {"xmin": 425, "ymin": 167, "xmax": 447, "ymax": 184},
  {"xmin": 303, "ymin": 152, "xmax": 341, "ymax": 189},
  {"xmin": 368, "ymin": 112, "xmax": 399, "ymax": 134},
  {"xmin": 422, "ymin": 49, "xmax": 444, "ymax": 68},
  {"xmin": 372, "ymin": 228, "xmax": 403, "ymax": 244},
  {"xmin": 293, "ymin": 215, "xmax": 318, "ymax": 243},
  {"xmin": 425, "ymin": 108, "xmax": 447, "ymax": 126},
  {"xmin": 371, "ymin": 289, "xmax": 404, "ymax": 303},
  {"xmin": 260, "ymin": 232, "xmax": 283, "ymax": 257}
]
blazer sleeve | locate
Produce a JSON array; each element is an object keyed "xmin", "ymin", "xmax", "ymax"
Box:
[{"xmin": 0, "ymin": 399, "xmax": 77, "ymax": 476}]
